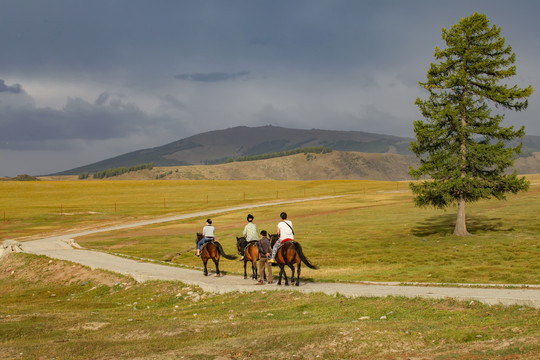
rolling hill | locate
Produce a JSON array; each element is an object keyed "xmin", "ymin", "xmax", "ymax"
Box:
[
  {"xmin": 52, "ymin": 125, "xmax": 413, "ymax": 175},
  {"xmin": 101, "ymin": 151, "xmax": 418, "ymax": 181},
  {"xmin": 48, "ymin": 125, "xmax": 540, "ymax": 180}
]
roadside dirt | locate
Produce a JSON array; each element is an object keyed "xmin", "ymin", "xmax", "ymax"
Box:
[{"xmin": 0, "ymin": 252, "xmax": 131, "ymax": 287}]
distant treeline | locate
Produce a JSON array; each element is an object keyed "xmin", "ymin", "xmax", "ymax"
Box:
[
  {"xmin": 227, "ymin": 146, "xmax": 332, "ymax": 163},
  {"xmin": 0, "ymin": 174, "xmax": 40, "ymax": 181},
  {"xmin": 79, "ymin": 163, "xmax": 154, "ymax": 179}
]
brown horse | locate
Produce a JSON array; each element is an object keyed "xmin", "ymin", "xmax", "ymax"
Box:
[
  {"xmin": 196, "ymin": 233, "xmax": 237, "ymax": 276},
  {"xmin": 236, "ymin": 236, "xmax": 259, "ymax": 280},
  {"xmin": 270, "ymin": 234, "xmax": 318, "ymax": 286}
]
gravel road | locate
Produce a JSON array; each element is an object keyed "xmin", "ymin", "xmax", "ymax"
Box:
[{"xmin": 18, "ymin": 196, "xmax": 540, "ymax": 309}]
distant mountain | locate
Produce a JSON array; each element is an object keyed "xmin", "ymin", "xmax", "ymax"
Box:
[
  {"xmin": 52, "ymin": 125, "xmax": 540, "ymax": 176},
  {"xmin": 52, "ymin": 126, "xmax": 414, "ymax": 175}
]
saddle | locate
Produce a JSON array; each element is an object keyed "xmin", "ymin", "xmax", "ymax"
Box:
[
  {"xmin": 200, "ymin": 239, "xmax": 215, "ymax": 251},
  {"xmin": 243, "ymin": 240, "xmax": 258, "ymax": 251},
  {"xmin": 277, "ymin": 239, "xmax": 294, "ymax": 251}
]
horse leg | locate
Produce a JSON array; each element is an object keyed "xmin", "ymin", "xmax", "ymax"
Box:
[
  {"xmin": 203, "ymin": 259, "xmax": 208, "ymax": 276},
  {"xmin": 277, "ymin": 265, "xmax": 284, "ymax": 285},
  {"xmin": 296, "ymin": 262, "xmax": 301, "ymax": 286},
  {"xmin": 285, "ymin": 264, "xmax": 294, "ymax": 286},
  {"xmin": 214, "ymin": 258, "xmax": 220, "ymax": 277},
  {"xmin": 252, "ymin": 260, "xmax": 258, "ymax": 280},
  {"xmin": 282, "ymin": 264, "xmax": 291, "ymax": 286},
  {"xmin": 243, "ymin": 260, "xmax": 248, "ymax": 279}
]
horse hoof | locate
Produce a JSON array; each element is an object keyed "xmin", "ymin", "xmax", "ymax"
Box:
[{"xmin": 215, "ymin": 274, "xmax": 221, "ymax": 277}]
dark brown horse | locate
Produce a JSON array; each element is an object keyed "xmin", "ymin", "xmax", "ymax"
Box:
[
  {"xmin": 236, "ymin": 236, "xmax": 259, "ymax": 280},
  {"xmin": 196, "ymin": 233, "xmax": 237, "ymax": 276},
  {"xmin": 270, "ymin": 234, "xmax": 318, "ymax": 286}
]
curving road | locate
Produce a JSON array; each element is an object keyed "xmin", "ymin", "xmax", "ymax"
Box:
[{"xmin": 17, "ymin": 196, "xmax": 540, "ymax": 309}]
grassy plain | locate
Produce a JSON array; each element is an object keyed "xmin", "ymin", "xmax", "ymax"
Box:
[
  {"xmin": 0, "ymin": 180, "xmax": 365, "ymax": 239},
  {"xmin": 1, "ymin": 179, "xmax": 540, "ymax": 359},
  {"xmin": 2, "ymin": 178, "xmax": 540, "ymax": 284},
  {"xmin": 1, "ymin": 254, "xmax": 538, "ymax": 360}
]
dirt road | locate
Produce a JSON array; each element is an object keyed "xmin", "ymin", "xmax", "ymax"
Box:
[{"xmin": 18, "ymin": 196, "xmax": 540, "ymax": 308}]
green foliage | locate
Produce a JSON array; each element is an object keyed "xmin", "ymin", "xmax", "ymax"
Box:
[
  {"xmin": 92, "ymin": 163, "xmax": 154, "ymax": 179},
  {"xmin": 410, "ymin": 13, "xmax": 533, "ymax": 234},
  {"xmin": 9, "ymin": 174, "xmax": 40, "ymax": 181},
  {"xmin": 155, "ymin": 170, "xmax": 173, "ymax": 179},
  {"xmin": 228, "ymin": 146, "xmax": 332, "ymax": 163},
  {"xmin": 1, "ymin": 255, "xmax": 539, "ymax": 359},
  {"xmin": 78, "ymin": 172, "xmax": 89, "ymax": 179}
]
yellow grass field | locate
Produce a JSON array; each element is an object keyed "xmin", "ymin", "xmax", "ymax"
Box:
[{"xmin": 2, "ymin": 177, "xmax": 539, "ymax": 284}]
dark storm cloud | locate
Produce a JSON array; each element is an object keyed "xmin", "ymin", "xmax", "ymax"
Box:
[
  {"xmin": 0, "ymin": 91, "xmax": 181, "ymax": 150},
  {"xmin": 0, "ymin": 79, "xmax": 22, "ymax": 93},
  {"xmin": 0, "ymin": 0, "xmax": 539, "ymax": 177},
  {"xmin": 174, "ymin": 71, "xmax": 250, "ymax": 83}
]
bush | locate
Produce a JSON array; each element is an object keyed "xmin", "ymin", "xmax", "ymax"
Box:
[
  {"xmin": 92, "ymin": 163, "xmax": 154, "ymax": 179},
  {"xmin": 230, "ymin": 146, "xmax": 332, "ymax": 162}
]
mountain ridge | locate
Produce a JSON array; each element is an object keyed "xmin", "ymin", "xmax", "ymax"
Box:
[
  {"xmin": 52, "ymin": 125, "xmax": 413, "ymax": 175},
  {"xmin": 51, "ymin": 125, "xmax": 540, "ymax": 178}
]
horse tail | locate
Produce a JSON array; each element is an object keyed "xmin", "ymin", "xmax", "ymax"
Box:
[
  {"xmin": 294, "ymin": 242, "xmax": 318, "ymax": 269},
  {"xmin": 216, "ymin": 242, "xmax": 237, "ymax": 260}
]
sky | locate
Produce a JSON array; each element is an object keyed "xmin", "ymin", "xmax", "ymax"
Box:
[{"xmin": 1, "ymin": 0, "xmax": 539, "ymax": 177}]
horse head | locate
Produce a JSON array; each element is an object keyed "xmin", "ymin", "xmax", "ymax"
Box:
[
  {"xmin": 236, "ymin": 236, "xmax": 247, "ymax": 254},
  {"xmin": 269, "ymin": 234, "xmax": 279, "ymax": 248},
  {"xmin": 196, "ymin": 232, "xmax": 203, "ymax": 244}
]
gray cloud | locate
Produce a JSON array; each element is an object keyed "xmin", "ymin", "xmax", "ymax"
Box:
[
  {"xmin": 0, "ymin": 0, "xmax": 539, "ymax": 176},
  {"xmin": 174, "ymin": 71, "xmax": 250, "ymax": 83},
  {"xmin": 0, "ymin": 90, "xmax": 184, "ymax": 150},
  {"xmin": 0, "ymin": 79, "xmax": 22, "ymax": 93}
]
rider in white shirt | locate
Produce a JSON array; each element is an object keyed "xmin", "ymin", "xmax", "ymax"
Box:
[
  {"xmin": 269, "ymin": 212, "xmax": 294, "ymax": 262},
  {"xmin": 196, "ymin": 219, "xmax": 215, "ymax": 256}
]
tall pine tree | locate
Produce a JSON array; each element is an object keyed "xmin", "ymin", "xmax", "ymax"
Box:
[{"xmin": 409, "ymin": 13, "xmax": 533, "ymax": 236}]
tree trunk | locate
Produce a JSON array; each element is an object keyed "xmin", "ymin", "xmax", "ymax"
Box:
[{"xmin": 453, "ymin": 195, "xmax": 470, "ymax": 236}]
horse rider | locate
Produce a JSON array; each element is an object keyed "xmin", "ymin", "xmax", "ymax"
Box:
[
  {"xmin": 196, "ymin": 218, "xmax": 215, "ymax": 256},
  {"xmin": 241, "ymin": 213, "xmax": 258, "ymax": 260},
  {"xmin": 268, "ymin": 211, "xmax": 294, "ymax": 263}
]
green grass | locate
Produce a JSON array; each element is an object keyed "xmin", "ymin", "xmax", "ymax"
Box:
[
  {"xmin": 2, "ymin": 176, "xmax": 540, "ymax": 359},
  {"xmin": 1, "ymin": 254, "xmax": 538, "ymax": 359}
]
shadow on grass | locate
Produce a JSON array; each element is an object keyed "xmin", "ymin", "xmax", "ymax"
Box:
[{"xmin": 411, "ymin": 213, "xmax": 505, "ymax": 237}]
